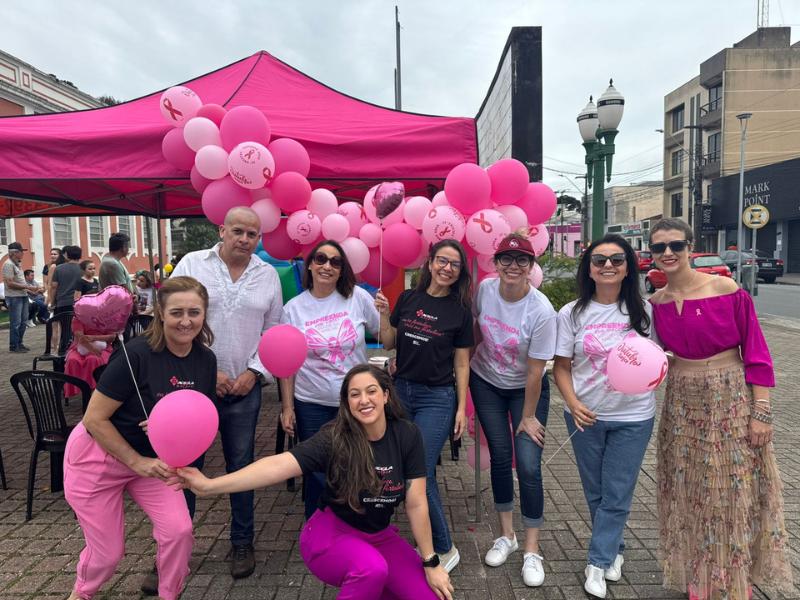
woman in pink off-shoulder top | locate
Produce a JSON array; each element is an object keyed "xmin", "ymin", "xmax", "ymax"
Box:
[{"xmin": 648, "ymin": 218, "xmax": 792, "ymax": 600}]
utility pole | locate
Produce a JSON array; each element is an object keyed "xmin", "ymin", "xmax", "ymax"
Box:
[
  {"xmin": 684, "ymin": 124, "xmax": 704, "ymax": 251},
  {"xmin": 394, "ymin": 6, "xmax": 402, "ymax": 110}
]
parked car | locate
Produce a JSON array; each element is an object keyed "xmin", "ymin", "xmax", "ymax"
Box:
[
  {"xmin": 645, "ymin": 253, "xmax": 732, "ymax": 293},
  {"xmin": 720, "ymin": 249, "xmax": 783, "ymax": 283},
  {"xmin": 635, "ymin": 250, "xmax": 653, "ymax": 272}
]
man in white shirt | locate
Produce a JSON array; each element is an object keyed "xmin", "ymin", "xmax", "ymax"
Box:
[
  {"xmin": 3, "ymin": 242, "xmax": 36, "ymax": 352},
  {"xmin": 171, "ymin": 206, "xmax": 282, "ymax": 580}
]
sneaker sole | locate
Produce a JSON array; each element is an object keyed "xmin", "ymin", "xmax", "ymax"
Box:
[{"xmin": 442, "ymin": 552, "xmax": 460, "ymax": 574}]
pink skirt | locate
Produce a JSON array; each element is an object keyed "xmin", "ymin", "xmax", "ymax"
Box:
[{"xmin": 64, "ymin": 345, "xmax": 112, "ymax": 397}]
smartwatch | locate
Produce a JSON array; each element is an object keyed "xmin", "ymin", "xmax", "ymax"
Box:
[
  {"xmin": 247, "ymin": 368, "xmax": 265, "ymax": 384},
  {"xmin": 421, "ymin": 553, "xmax": 440, "ymax": 568}
]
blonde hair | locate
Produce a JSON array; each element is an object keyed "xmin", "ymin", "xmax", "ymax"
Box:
[{"xmin": 144, "ymin": 276, "xmax": 214, "ymax": 351}]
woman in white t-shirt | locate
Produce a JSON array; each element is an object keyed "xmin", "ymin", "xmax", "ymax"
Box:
[
  {"xmin": 553, "ymin": 234, "xmax": 655, "ymax": 599},
  {"xmin": 470, "ymin": 233, "xmax": 557, "ymax": 589},
  {"xmin": 279, "ymin": 239, "xmax": 380, "ymax": 519}
]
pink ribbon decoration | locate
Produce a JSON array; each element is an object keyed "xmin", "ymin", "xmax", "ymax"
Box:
[
  {"xmin": 305, "ymin": 319, "xmax": 358, "ymax": 365},
  {"xmin": 162, "ymin": 98, "xmax": 183, "ymax": 121}
]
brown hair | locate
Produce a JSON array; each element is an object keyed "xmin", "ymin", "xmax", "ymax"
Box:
[
  {"xmin": 326, "ymin": 364, "xmax": 406, "ymax": 512},
  {"xmin": 648, "ymin": 217, "xmax": 694, "ymax": 244},
  {"xmin": 144, "ymin": 276, "xmax": 214, "ymax": 352},
  {"xmin": 302, "ymin": 240, "xmax": 357, "ymax": 298},
  {"xmin": 415, "ymin": 239, "xmax": 472, "ymax": 310}
]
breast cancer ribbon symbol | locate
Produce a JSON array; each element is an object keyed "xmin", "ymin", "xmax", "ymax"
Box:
[
  {"xmin": 472, "ymin": 213, "xmax": 493, "ymax": 233},
  {"xmin": 306, "ymin": 319, "xmax": 358, "ymax": 364},
  {"xmin": 162, "ymin": 98, "xmax": 183, "ymax": 121},
  {"xmin": 583, "ymin": 333, "xmax": 610, "ymax": 376}
]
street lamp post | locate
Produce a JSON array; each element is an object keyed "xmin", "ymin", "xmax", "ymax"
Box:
[
  {"xmin": 577, "ymin": 80, "xmax": 625, "ymax": 241},
  {"xmin": 735, "ymin": 112, "xmax": 752, "ymax": 285}
]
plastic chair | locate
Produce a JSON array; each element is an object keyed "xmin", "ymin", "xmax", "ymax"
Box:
[
  {"xmin": 32, "ymin": 311, "xmax": 75, "ymax": 372},
  {"xmin": 10, "ymin": 370, "xmax": 92, "ymax": 520},
  {"xmin": 123, "ymin": 314, "xmax": 153, "ymax": 342}
]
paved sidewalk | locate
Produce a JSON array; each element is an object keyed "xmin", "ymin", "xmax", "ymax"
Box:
[{"xmin": 0, "ymin": 323, "xmax": 798, "ymax": 599}]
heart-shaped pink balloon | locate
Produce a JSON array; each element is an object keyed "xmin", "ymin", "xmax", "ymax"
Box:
[
  {"xmin": 375, "ymin": 181, "xmax": 405, "ymax": 220},
  {"xmin": 73, "ymin": 285, "xmax": 134, "ymax": 334}
]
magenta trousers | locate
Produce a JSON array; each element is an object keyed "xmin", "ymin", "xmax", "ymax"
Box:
[
  {"xmin": 63, "ymin": 423, "xmax": 193, "ymax": 600},
  {"xmin": 299, "ymin": 508, "xmax": 438, "ymax": 599}
]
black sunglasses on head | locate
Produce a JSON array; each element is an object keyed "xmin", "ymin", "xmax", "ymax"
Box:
[
  {"xmin": 312, "ymin": 253, "xmax": 343, "ymax": 269},
  {"xmin": 590, "ymin": 253, "xmax": 626, "ymax": 267},
  {"xmin": 649, "ymin": 240, "xmax": 689, "ymax": 254}
]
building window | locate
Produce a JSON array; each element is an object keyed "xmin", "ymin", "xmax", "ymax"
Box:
[
  {"xmin": 671, "ymin": 192, "xmax": 683, "ymax": 217},
  {"xmin": 708, "ymin": 84, "xmax": 722, "ymax": 112},
  {"xmin": 116, "ymin": 216, "xmax": 137, "ymax": 254},
  {"xmin": 0, "ymin": 218, "xmax": 7, "ymax": 245},
  {"xmin": 671, "ymin": 150, "xmax": 684, "ymax": 176},
  {"xmin": 88, "ymin": 216, "xmax": 106, "ymax": 249},
  {"xmin": 707, "ymin": 132, "xmax": 721, "ymax": 163},
  {"xmin": 52, "ymin": 217, "xmax": 75, "ymax": 247},
  {"xmin": 671, "ymin": 106, "xmax": 684, "ymax": 133}
]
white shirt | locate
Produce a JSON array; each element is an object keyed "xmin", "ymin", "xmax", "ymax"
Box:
[
  {"xmin": 282, "ymin": 286, "xmax": 380, "ymax": 407},
  {"xmin": 171, "ymin": 244, "xmax": 283, "ymax": 380},
  {"xmin": 470, "ymin": 278, "xmax": 557, "ymax": 389},
  {"xmin": 555, "ymin": 300, "xmax": 656, "ymax": 422}
]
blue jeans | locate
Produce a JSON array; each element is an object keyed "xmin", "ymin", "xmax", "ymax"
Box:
[
  {"xmin": 565, "ymin": 415, "xmax": 654, "ymax": 568},
  {"xmin": 469, "ymin": 371, "xmax": 550, "ymax": 528},
  {"xmin": 29, "ymin": 296, "xmax": 50, "ymax": 322},
  {"xmin": 7, "ymin": 296, "xmax": 28, "ymax": 350},
  {"xmin": 393, "ymin": 377, "xmax": 456, "ymax": 555},
  {"xmin": 294, "ymin": 399, "xmax": 339, "ymax": 519}
]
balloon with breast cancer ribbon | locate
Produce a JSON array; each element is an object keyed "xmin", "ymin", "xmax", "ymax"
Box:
[{"xmin": 606, "ymin": 334, "xmax": 669, "ymax": 394}]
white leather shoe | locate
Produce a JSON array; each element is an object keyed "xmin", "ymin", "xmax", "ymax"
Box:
[
  {"xmin": 521, "ymin": 552, "xmax": 544, "ymax": 587},
  {"xmin": 484, "ymin": 535, "xmax": 518, "ymax": 567},
  {"xmin": 604, "ymin": 554, "xmax": 624, "ymax": 581},
  {"xmin": 584, "ymin": 565, "xmax": 607, "ymax": 598}
]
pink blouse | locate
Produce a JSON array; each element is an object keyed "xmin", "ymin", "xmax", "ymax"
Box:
[{"xmin": 650, "ymin": 288, "xmax": 774, "ymax": 387}]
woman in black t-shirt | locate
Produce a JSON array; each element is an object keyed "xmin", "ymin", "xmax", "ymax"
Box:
[
  {"xmin": 374, "ymin": 239, "xmax": 474, "ymax": 573},
  {"xmin": 76, "ymin": 259, "xmax": 100, "ymax": 297},
  {"xmin": 179, "ymin": 365, "xmax": 454, "ymax": 600},
  {"xmin": 63, "ymin": 276, "xmax": 217, "ymax": 600}
]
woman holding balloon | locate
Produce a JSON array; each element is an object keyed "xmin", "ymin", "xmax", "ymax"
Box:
[
  {"xmin": 469, "ymin": 232, "xmax": 556, "ymax": 588},
  {"xmin": 552, "ymin": 234, "xmax": 655, "ymax": 599},
  {"xmin": 648, "ymin": 218, "xmax": 792, "ymax": 600},
  {"xmin": 279, "ymin": 239, "xmax": 380, "ymax": 519},
  {"xmin": 64, "ymin": 276, "xmax": 217, "ymax": 600}
]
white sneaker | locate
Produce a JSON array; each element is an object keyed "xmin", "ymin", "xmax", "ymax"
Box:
[
  {"xmin": 521, "ymin": 552, "xmax": 544, "ymax": 587},
  {"xmin": 484, "ymin": 535, "xmax": 518, "ymax": 567},
  {"xmin": 439, "ymin": 544, "xmax": 460, "ymax": 573},
  {"xmin": 584, "ymin": 565, "xmax": 607, "ymax": 598},
  {"xmin": 604, "ymin": 554, "xmax": 624, "ymax": 581},
  {"xmin": 27, "ymin": 320, "xmax": 36, "ymax": 327}
]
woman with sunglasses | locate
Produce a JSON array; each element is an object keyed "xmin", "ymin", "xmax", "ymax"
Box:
[
  {"xmin": 279, "ymin": 239, "xmax": 380, "ymax": 519},
  {"xmin": 469, "ymin": 233, "xmax": 556, "ymax": 588},
  {"xmin": 648, "ymin": 218, "xmax": 792, "ymax": 600},
  {"xmin": 552, "ymin": 234, "xmax": 654, "ymax": 599},
  {"xmin": 374, "ymin": 239, "xmax": 474, "ymax": 574}
]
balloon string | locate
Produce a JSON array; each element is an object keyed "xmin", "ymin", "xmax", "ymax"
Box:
[
  {"xmin": 378, "ymin": 227, "xmax": 384, "ymax": 347},
  {"xmin": 118, "ymin": 332, "xmax": 149, "ymax": 420},
  {"xmin": 543, "ymin": 392, "xmax": 613, "ymax": 465}
]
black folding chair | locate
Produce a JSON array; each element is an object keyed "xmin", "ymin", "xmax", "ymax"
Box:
[
  {"xmin": 32, "ymin": 311, "xmax": 75, "ymax": 372},
  {"xmin": 11, "ymin": 370, "xmax": 91, "ymax": 520},
  {"xmin": 123, "ymin": 314, "xmax": 153, "ymax": 342}
]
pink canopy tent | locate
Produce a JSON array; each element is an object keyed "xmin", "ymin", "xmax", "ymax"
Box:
[{"xmin": 0, "ymin": 51, "xmax": 477, "ymax": 218}]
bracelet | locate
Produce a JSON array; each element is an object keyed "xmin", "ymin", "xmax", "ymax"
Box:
[{"xmin": 751, "ymin": 411, "xmax": 773, "ymax": 424}]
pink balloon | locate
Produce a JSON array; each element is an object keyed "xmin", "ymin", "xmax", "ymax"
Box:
[
  {"xmin": 286, "ymin": 210, "xmax": 322, "ymax": 245},
  {"xmin": 73, "ymin": 285, "xmax": 133, "ymax": 333},
  {"xmin": 321, "ymin": 213, "xmax": 350, "ymax": 242},
  {"xmin": 148, "ymin": 390, "xmax": 218, "ymax": 467},
  {"xmin": 308, "ymin": 188, "xmax": 339, "ymax": 220},
  {"xmin": 466, "ymin": 444, "xmax": 490, "ymax": 471},
  {"xmin": 161, "ymin": 128, "xmax": 196, "ymax": 171},
  {"xmin": 338, "ymin": 201, "xmax": 367, "ymax": 236},
  {"xmin": 363, "ymin": 184, "xmax": 405, "ymax": 226},
  {"xmin": 340, "ymin": 237, "xmax": 370, "ymax": 273},
  {"xmin": 251, "ymin": 187, "xmax": 272, "ymax": 202},
  {"xmin": 262, "ymin": 221, "xmax": 302, "ymax": 261},
  {"xmin": 194, "ymin": 145, "xmax": 229, "ymax": 180},
  {"xmin": 421, "ymin": 206, "xmax": 466, "ymax": 244},
  {"xmin": 251, "ymin": 198, "xmax": 281, "ymax": 233},
  {"xmin": 196, "ymin": 103, "xmax": 227, "ymax": 126},
  {"xmin": 403, "ymin": 196, "xmax": 432, "ymax": 230},
  {"xmin": 515, "ymin": 182, "xmax": 557, "ymax": 225},
  {"xmin": 382, "ymin": 223, "xmax": 423, "ymax": 268},
  {"xmin": 159, "ymin": 86, "xmax": 202, "ymax": 127},
  {"xmin": 529, "ymin": 262, "xmax": 543, "ymax": 288},
  {"xmin": 528, "ymin": 224, "xmax": 550, "ymax": 256},
  {"xmin": 465, "ymin": 209, "xmax": 512, "ymax": 255},
  {"xmin": 228, "ymin": 142, "xmax": 275, "ymax": 189},
  {"xmin": 444, "ymin": 163, "xmax": 492, "ymax": 216},
  {"xmin": 374, "ymin": 182, "xmax": 405, "ymax": 220},
  {"xmin": 487, "ymin": 158, "xmax": 530, "ymax": 205},
  {"xmin": 359, "ymin": 247, "xmax": 399, "ymax": 288},
  {"xmin": 220, "ymin": 106, "xmax": 271, "ymax": 151},
  {"xmin": 258, "ymin": 324, "xmax": 308, "ymax": 378},
  {"xmin": 495, "ymin": 204, "xmax": 528, "ymax": 231},
  {"xmin": 201, "ymin": 177, "xmax": 252, "ymax": 225},
  {"xmin": 431, "ymin": 191, "xmax": 449, "ymax": 207},
  {"xmin": 271, "ymin": 172, "xmax": 312, "ymax": 214},
  {"xmin": 268, "ymin": 138, "xmax": 311, "ymax": 178},
  {"xmin": 183, "ymin": 117, "xmax": 222, "ymax": 152},
  {"xmin": 359, "ymin": 222, "xmax": 382, "ymax": 248},
  {"xmin": 476, "ymin": 253, "xmax": 495, "ymax": 273},
  {"xmin": 606, "ymin": 335, "xmax": 669, "ymax": 394},
  {"xmin": 190, "ymin": 166, "xmax": 212, "ymax": 194},
  {"xmin": 406, "ymin": 240, "xmax": 430, "ymax": 269}
]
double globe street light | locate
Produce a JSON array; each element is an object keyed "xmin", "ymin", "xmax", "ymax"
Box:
[{"xmin": 577, "ymin": 80, "xmax": 625, "ymax": 241}]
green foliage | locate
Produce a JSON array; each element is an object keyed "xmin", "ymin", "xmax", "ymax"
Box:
[
  {"xmin": 179, "ymin": 218, "xmax": 220, "ymax": 254},
  {"xmin": 537, "ymin": 254, "xmax": 579, "ymax": 311},
  {"xmin": 409, "ymin": 269, "xmax": 420, "ymax": 289}
]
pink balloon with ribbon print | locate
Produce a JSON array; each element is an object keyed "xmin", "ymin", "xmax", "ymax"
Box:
[{"xmin": 73, "ymin": 285, "xmax": 134, "ymax": 334}]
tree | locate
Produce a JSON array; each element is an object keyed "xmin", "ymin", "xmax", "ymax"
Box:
[
  {"xmin": 178, "ymin": 218, "xmax": 220, "ymax": 254},
  {"xmin": 97, "ymin": 95, "xmax": 121, "ymax": 106}
]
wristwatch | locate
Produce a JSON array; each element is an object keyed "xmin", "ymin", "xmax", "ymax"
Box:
[
  {"xmin": 247, "ymin": 368, "xmax": 265, "ymax": 384},
  {"xmin": 421, "ymin": 553, "xmax": 440, "ymax": 568}
]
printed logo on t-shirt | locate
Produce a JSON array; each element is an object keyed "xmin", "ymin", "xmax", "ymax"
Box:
[
  {"xmin": 304, "ymin": 313, "xmax": 358, "ymax": 371},
  {"xmin": 169, "ymin": 375, "xmax": 196, "ymax": 389},
  {"xmin": 414, "ymin": 309, "xmax": 438, "ymax": 322},
  {"xmin": 479, "ymin": 315, "xmax": 521, "ymax": 373},
  {"xmin": 361, "ymin": 464, "xmax": 403, "ymax": 509},
  {"xmin": 582, "ymin": 324, "xmax": 631, "ymax": 389}
]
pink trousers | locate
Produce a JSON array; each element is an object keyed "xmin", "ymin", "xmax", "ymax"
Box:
[
  {"xmin": 63, "ymin": 423, "xmax": 193, "ymax": 600},
  {"xmin": 299, "ymin": 508, "xmax": 438, "ymax": 599}
]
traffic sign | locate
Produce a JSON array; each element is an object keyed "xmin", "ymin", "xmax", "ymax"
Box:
[{"xmin": 743, "ymin": 204, "xmax": 769, "ymax": 229}]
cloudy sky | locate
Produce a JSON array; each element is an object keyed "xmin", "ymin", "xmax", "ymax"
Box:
[{"xmin": 4, "ymin": 0, "xmax": 799, "ymax": 195}]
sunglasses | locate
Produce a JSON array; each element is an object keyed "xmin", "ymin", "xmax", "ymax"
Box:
[
  {"xmin": 312, "ymin": 253, "xmax": 344, "ymax": 269},
  {"xmin": 433, "ymin": 256, "xmax": 462, "ymax": 270},
  {"xmin": 590, "ymin": 253, "xmax": 626, "ymax": 267},
  {"xmin": 496, "ymin": 254, "xmax": 533, "ymax": 268},
  {"xmin": 648, "ymin": 240, "xmax": 689, "ymax": 255}
]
